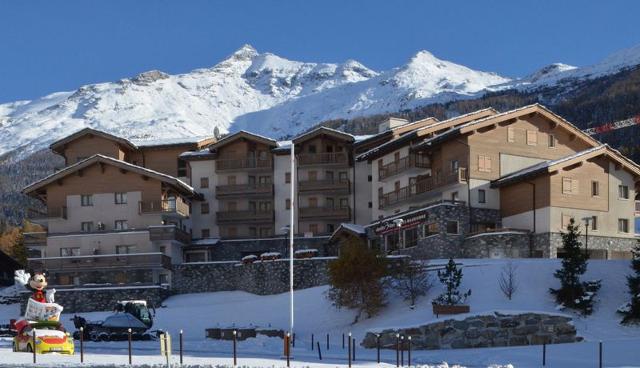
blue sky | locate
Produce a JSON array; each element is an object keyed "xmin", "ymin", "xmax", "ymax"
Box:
[{"xmin": 1, "ymin": 0, "xmax": 639, "ymax": 103}]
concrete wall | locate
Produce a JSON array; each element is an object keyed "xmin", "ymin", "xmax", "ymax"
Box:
[
  {"xmin": 46, "ymin": 230, "xmax": 154, "ymax": 257},
  {"xmin": 354, "ymin": 160, "xmax": 372, "ymax": 225},
  {"xmin": 189, "ymin": 160, "xmax": 218, "ymax": 238},
  {"xmin": 273, "ymin": 154, "xmax": 293, "ymax": 234}
]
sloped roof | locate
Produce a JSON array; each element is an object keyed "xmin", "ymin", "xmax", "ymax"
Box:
[
  {"xmin": 329, "ymin": 223, "xmax": 368, "ymax": 243},
  {"xmin": 23, "ymin": 154, "xmax": 197, "ymax": 197},
  {"xmin": 49, "ymin": 128, "xmax": 137, "ymax": 153},
  {"xmin": 491, "ymin": 144, "xmax": 640, "ymax": 188},
  {"xmin": 292, "ymin": 126, "xmax": 355, "ymax": 144},
  {"xmin": 206, "ymin": 130, "xmax": 277, "ymax": 151}
]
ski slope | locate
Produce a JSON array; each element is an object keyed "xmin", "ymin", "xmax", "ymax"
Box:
[{"xmin": 1, "ymin": 259, "xmax": 639, "ymax": 367}]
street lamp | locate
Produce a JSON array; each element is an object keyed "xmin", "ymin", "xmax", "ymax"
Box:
[
  {"xmin": 393, "ymin": 218, "xmax": 404, "ymax": 250},
  {"xmin": 582, "ymin": 216, "xmax": 591, "ymax": 259}
]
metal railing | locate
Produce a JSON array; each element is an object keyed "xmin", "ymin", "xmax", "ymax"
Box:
[
  {"xmin": 379, "ymin": 168, "xmax": 467, "ymax": 209},
  {"xmin": 296, "ymin": 152, "xmax": 348, "ymax": 166},
  {"xmin": 216, "ymin": 157, "xmax": 272, "ymax": 171},
  {"xmin": 298, "ymin": 179, "xmax": 350, "ymax": 193},
  {"xmin": 23, "ymin": 232, "xmax": 47, "ymax": 247},
  {"xmin": 635, "ymin": 201, "xmax": 640, "ymax": 214},
  {"xmin": 299, "ymin": 206, "xmax": 351, "ymax": 220},
  {"xmin": 148, "ymin": 225, "xmax": 191, "ymax": 244},
  {"xmin": 216, "ymin": 183, "xmax": 273, "ymax": 198},
  {"xmin": 378, "ymin": 155, "xmax": 430, "ymax": 180},
  {"xmin": 28, "ymin": 207, "xmax": 67, "ymax": 220},
  {"xmin": 465, "ymin": 227, "xmax": 530, "ymax": 238},
  {"xmin": 27, "ymin": 252, "xmax": 172, "ymax": 271},
  {"xmin": 216, "ymin": 210, "xmax": 274, "ymax": 223},
  {"xmin": 139, "ymin": 198, "xmax": 189, "ymax": 217}
]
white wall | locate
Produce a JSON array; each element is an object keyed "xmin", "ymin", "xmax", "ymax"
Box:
[
  {"xmin": 468, "ymin": 179, "xmax": 500, "ymax": 209},
  {"xmin": 354, "ymin": 160, "xmax": 372, "ymax": 225},
  {"xmin": 499, "ymin": 153, "xmax": 546, "ymax": 176},
  {"xmin": 189, "ymin": 160, "xmax": 218, "ymax": 238},
  {"xmin": 274, "ymin": 154, "xmax": 292, "ymax": 234}
]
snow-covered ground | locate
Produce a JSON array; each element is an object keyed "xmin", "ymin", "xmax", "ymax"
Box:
[{"xmin": 1, "ymin": 259, "xmax": 640, "ymax": 367}]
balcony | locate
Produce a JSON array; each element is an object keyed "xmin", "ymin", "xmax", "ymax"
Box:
[
  {"xmin": 379, "ymin": 168, "xmax": 467, "ymax": 209},
  {"xmin": 216, "ymin": 157, "xmax": 272, "ymax": 172},
  {"xmin": 378, "ymin": 155, "xmax": 430, "ymax": 181},
  {"xmin": 27, "ymin": 252, "xmax": 172, "ymax": 272},
  {"xmin": 216, "ymin": 183, "xmax": 273, "ymax": 199},
  {"xmin": 635, "ymin": 201, "xmax": 640, "ymax": 216},
  {"xmin": 298, "ymin": 179, "xmax": 351, "ymax": 194},
  {"xmin": 299, "ymin": 206, "xmax": 351, "ymax": 220},
  {"xmin": 216, "ymin": 210, "xmax": 274, "ymax": 224},
  {"xmin": 27, "ymin": 207, "xmax": 67, "ymax": 224},
  {"xmin": 23, "ymin": 232, "xmax": 47, "ymax": 247},
  {"xmin": 297, "ymin": 152, "xmax": 348, "ymax": 167},
  {"xmin": 148, "ymin": 225, "xmax": 191, "ymax": 244},
  {"xmin": 139, "ymin": 198, "xmax": 189, "ymax": 218}
]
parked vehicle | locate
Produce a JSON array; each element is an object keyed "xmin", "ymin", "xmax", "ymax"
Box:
[
  {"xmin": 72, "ymin": 300, "xmax": 158, "ymax": 341},
  {"xmin": 13, "ymin": 320, "xmax": 74, "ymax": 354}
]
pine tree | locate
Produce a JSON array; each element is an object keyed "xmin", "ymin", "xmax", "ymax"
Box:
[
  {"xmin": 550, "ymin": 218, "xmax": 601, "ymax": 315},
  {"xmin": 433, "ymin": 258, "xmax": 471, "ymax": 306},
  {"xmin": 327, "ymin": 238, "xmax": 388, "ymax": 322},
  {"xmin": 621, "ymin": 241, "xmax": 640, "ymax": 324}
]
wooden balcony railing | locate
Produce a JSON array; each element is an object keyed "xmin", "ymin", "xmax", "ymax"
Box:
[
  {"xmin": 298, "ymin": 179, "xmax": 350, "ymax": 193},
  {"xmin": 379, "ymin": 168, "xmax": 467, "ymax": 209},
  {"xmin": 27, "ymin": 207, "xmax": 67, "ymax": 221},
  {"xmin": 27, "ymin": 253, "xmax": 172, "ymax": 272},
  {"xmin": 148, "ymin": 225, "xmax": 191, "ymax": 244},
  {"xmin": 297, "ymin": 152, "xmax": 348, "ymax": 166},
  {"xmin": 216, "ymin": 183, "xmax": 273, "ymax": 198},
  {"xmin": 216, "ymin": 210, "xmax": 274, "ymax": 224},
  {"xmin": 378, "ymin": 155, "xmax": 430, "ymax": 180},
  {"xmin": 216, "ymin": 157, "xmax": 272, "ymax": 171},
  {"xmin": 139, "ymin": 198, "xmax": 189, "ymax": 217},
  {"xmin": 23, "ymin": 232, "xmax": 47, "ymax": 247},
  {"xmin": 299, "ymin": 206, "xmax": 351, "ymax": 220}
]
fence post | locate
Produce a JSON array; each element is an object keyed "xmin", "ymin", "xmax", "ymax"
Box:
[
  {"xmin": 396, "ymin": 333, "xmax": 400, "ymax": 368},
  {"xmin": 292, "ymin": 333, "xmax": 296, "ymax": 347},
  {"xmin": 348, "ymin": 332, "xmax": 352, "ymax": 368},
  {"xmin": 327, "ymin": 333, "xmax": 329, "ymax": 350},
  {"xmin": 32, "ymin": 329, "xmax": 36, "ymax": 364},
  {"xmin": 311, "ymin": 333, "xmax": 314, "ymax": 350},
  {"xmin": 317, "ymin": 341, "xmax": 322, "ymax": 360},
  {"xmin": 343, "ymin": 333, "xmax": 345, "ymax": 349},
  {"xmin": 408, "ymin": 336, "xmax": 412, "ymax": 367},
  {"xmin": 286, "ymin": 333, "xmax": 290, "ymax": 368},
  {"xmin": 179, "ymin": 329, "xmax": 183, "ymax": 366},
  {"xmin": 233, "ymin": 330, "xmax": 237, "ymax": 367},
  {"xmin": 80, "ymin": 326, "xmax": 84, "ymax": 363},
  {"xmin": 400, "ymin": 336, "xmax": 404, "ymax": 367},
  {"xmin": 542, "ymin": 343, "xmax": 546, "ymax": 367},
  {"xmin": 128, "ymin": 328, "xmax": 132, "ymax": 365},
  {"xmin": 376, "ymin": 334, "xmax": 380, "ymax": 364},
  {"xmin": 352, "ymin": 337, "xmax": 356, "ymax": 361},
  {"xmin": 599, "ymin": 341, "xmax": 603, "ymax": 368}
]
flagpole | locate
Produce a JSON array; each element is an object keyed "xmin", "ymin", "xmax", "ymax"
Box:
[{"xmin": 289, "ymin": 142, "xmax": 295, "ymax": 340}]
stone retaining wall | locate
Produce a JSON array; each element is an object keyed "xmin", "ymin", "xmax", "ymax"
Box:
[
  {"xmin": 462, "ymin": 231, "xmax": 532, "ymax": 258},
  {"xmin": 203, "ymin": 237, "xmax": 335, "ymax": 261},
  {"xmin": 362, "ymin": 312, "xmax": 580, "ymax": 350}
]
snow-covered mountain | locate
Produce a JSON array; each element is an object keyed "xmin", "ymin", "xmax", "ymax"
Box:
[{"xmin": 2, "ymin": 43, "xmax": 640, "ymax": 158}]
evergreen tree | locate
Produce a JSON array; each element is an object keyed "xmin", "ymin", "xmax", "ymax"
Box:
[
  {"xmin": 327, "ymin": 238, "xmax": 388, "ymax": 322},
  {"xmin": 621, "ymin": 241, "xmax": 640, "ymax": 324},
  {"xmin": 433, "ymin": 258, "xmax": 471, "ymax": 306},
  {"xmin": 11, "ymin": 230, "xmax": 27, "ymax": 267},
  {"xmin": 550, "ymin": 218, "xmax": 601, "ymax": 315}
]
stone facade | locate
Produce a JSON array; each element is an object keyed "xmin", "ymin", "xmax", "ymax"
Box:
[
  {"xmin": 462, "ymin": 231, "xmax": 531, "ymax": 258},
  {"xmin": 361, "ymin": 312, "xmax": 580, "ymax": 350},
  {"xmin": 20, "ymin": 286, "xmax": 170, "ymax": 313},
  {"xmin": 534, "ymin": 232, "xmax": 636, "ymax": 259},
  {"xmin": 48, "ymin": 269, "xmax": 155, "ymax": 287},
  {"xmin": 469, "ymin": 207, "xmax": 502, "ymax": 228},
  {"xmin": 189, "ymin": 236, "xmax": 334, "ymax": 262},
  {"xmin": 172, "ymin": 257, "xmax": 334, "ymax": 295}
]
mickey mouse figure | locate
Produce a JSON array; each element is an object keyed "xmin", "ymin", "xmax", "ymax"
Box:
[{"xmin": 14, "ymin": 270, "xmax": 56, "ymax": 304}]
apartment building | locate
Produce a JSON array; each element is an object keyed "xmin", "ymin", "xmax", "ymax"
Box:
[{"xmin": 21, "ymin": 104, "xmax": 640, "ymax": 288}]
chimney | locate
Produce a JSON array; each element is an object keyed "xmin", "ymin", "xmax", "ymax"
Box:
[{"xmin": 378, "ymin": 117, "xmax": 409, "ymax": 133}]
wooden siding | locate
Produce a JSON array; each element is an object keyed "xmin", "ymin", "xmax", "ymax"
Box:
[
  {"xmin": 549, "ymin": 157, "xmax": 609, "ymax": 211},
  {"xmin": 500, "ymin": 175, "xmax": 551, "ymax": 217},
  {"xmin": 63, "ymin": 135, "xmax": 130, "ymax": 164}
]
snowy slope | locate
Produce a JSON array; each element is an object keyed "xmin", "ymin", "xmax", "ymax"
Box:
[{"xmin": 2, "ymin": 43, "xmax": 640, "ymax": 158}]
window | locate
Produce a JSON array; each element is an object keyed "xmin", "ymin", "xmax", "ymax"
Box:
[
  {"xmin": 327, "ymin": 224, "xmax": 335, "ymax": 234},
  {"xmin": 227, "ymin": 227, "xmax": 237, "ymax": 238},
  {"xmin": 249, "ymin": 227, "xmax": 257, "ymax": 237},
  {"xmin": 618, "ymin": 185, "xmax": 629, "ymax": 199},
  {"xmin": 340, "ymin": 198, "xmax": 349, "ymax": 208},
  {"xmin": 308, "ymin": 145, "xmax": 317, "ymax": 153},
  {"xmin": 526, "ymin": 130, "xmax": 538, "ymax": 145},
  {"xmin": 259, "ymin": 176, "xmax": 271, "ymax": 184},
  {"xmin": 227, "ymin": 176, "xmax": 236, "ymax": 185},
  {"xmin": 478, "ymin": 155, "xmax": 492, "ymax": 173},
  {"xmin": 450, "ymin": 160, "xmax": 459, "ymax": 174},
  {"xmin": 548, "ymin": 134, "xmax": 556, "ymax": 148},
  {"xmin": 201, "ymin": 202, "xmax": 210, "ymax": 214},
  {"xmin": 81, "ymin": 194, "xmax": 93, "ymax": 206},
  {"xmin": 308, "ymin": 171, "xmax": 317, "ymax": 181},
  {"xmin": 309, "ymin": 224, "xmax": 319, "ymax": 234},
  {"xmin": 258, "ymin": 201, "xmax": 271, "ymax": 212},
  {"xmin": 227, "ymin": 201, "xmax": 237, "ymax": 211},
  {"xmin": 590, "ymin": 216, "xmax": 598, "ymax": 231},
  {"xmin": 260, "ymin": 227, "xmax": 272, "ymax": 237},
  {"xmin": 114, "ymin": 220, "xmax": 128, "ymax": 230},
  {"xmin": 326, "ymin": 171, "xmax": 335, "ymax": 181},
  {"xmin": 116, "ymin": 245, "xmax": 136, "ymax": 254},
  {"xmin": 177, "ymin": 159, "xmax": 187, "ymax": 177},
  {"xmin": 618, "ymin": 218, "xmax": 629, "ymax": 233},
  {"xmin": 507, "ymin": 127, "xmax": 515, "ymax": 143},
  {"xmin": 339, "ymin": 171, "xmax": 348, "ymax": 182},
  {"xmin": 368, "ymin": 175, "xmax": 372, "ymax": 182},
  {"xmin": 159, "ymin": 246, "xmax": 166, "ymax": 255},
  {"xmin": 285, "ymin": 198, "xmax": 291, "ymax": 210},
  {"xmin": 309, "ymin": 197, "xmax": 318, "ymax": 208},
  {"xmin": 326, "ymin": 198, "xmax": 335, "ymax": 208},
  {"xmin": 285, "ymin": 172, "xmax": 291, "ymax": 184},
  {"xmin": 185, "ymin": 252, "xmax": 206, "ymax": 263},
  {"xmin": 60, "ymin": 247, "xmax": 80, "ymax": 257},
  {"xmin": 425, "ymin": 222, "xmax": 439, "ymax": 236},
  {"xmin": 478, "ymin": 189, "xmax": 486, "ymax": 204},
  {"xmin": 451, "ymin": 191, "xmax": 459, "ymax": 201},
  {"xmin": 368, "ymin": 201, "xmax": 372, "ymax": 208},
  {"xmin": 81, "ymin": 221, "xmax": 94, "ymax": 232},
  {"xmin": 201, "ymin": 229, "xmax": 210, "ymax": 238},
  {"xmin": 446, "ymin": 221, "xmax": 459, "ymax": 234},
  {"xmin": 200, "ymin": 177, "xmax": 209, "ymax": 188},
  {"xmin": 591, "ymin": 181, "xmax": 600, "ymax": 197},
  {"xmin": 114, "ymin": 192, "xmax": 127, "ymax": 204},
  {"xmin": 562, "ymin": 177, "xmax": 578, "ymax": 195}
]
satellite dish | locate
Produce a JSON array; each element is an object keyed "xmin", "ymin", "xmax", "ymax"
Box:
[{"xmin": 214, "ymin": 127, "xmax": 221, "ymax": 139}]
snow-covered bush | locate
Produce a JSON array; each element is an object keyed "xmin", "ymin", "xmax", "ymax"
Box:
[
  {"xmin": 241, "ymin": 254, "xmax": 258, "ymax": 264},
  {"xmin": 260, "ymin": 252, "xmax": 281, "ymax": 261},
  {"xmin": 432, "ymin": 258, "xmax": 471, "ymax": 306},
  {"xmin": 294, "ymin": 248, "xmax": 318, "ymax": 259}
]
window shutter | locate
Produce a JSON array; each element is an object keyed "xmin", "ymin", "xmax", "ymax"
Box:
[
  {"xmin": 527, "ymin": 130, "xmax": 538, "ymax": 145},
  {"xmin": 571, "ymin": 179, "xmax": 579, "ymax": 194},
  {"xmin": 485, "ymin": 156, "xmax": 492, "ymax": 172},
  {"xmin": 507, "ymin": 127, "xmax": 515, "ymax": 142}
]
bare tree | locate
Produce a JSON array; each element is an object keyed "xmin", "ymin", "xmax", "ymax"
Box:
[
  {"xmin": 499, "ymin": 261, "xmax": 519, "ymax": 300},
  {"xmin": 391, "ymin": 260, "xmax": 434, "ymax": 308}
]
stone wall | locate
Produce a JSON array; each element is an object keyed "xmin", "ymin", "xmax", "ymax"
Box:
[
  {"xmin": 201, "ymin": 237, "xmax": 334, "ymax": 261},
  {"xmin": 462, "ymin": 231, "xmax": 532, "ymax": 258},
  {"xmin": 20, "ymin": 286, "xmax": 170, "ymax": 313},
  {"xmin": 172, "ymin": 257, "xmax": 334, "ymax": 295},
  {"xmin": 362, "ymin": 312, "xmax": 580, "ymax": 350},
  {"xmin": 535, "ymin": 232, "xmax": 636, "ymax": 259}
]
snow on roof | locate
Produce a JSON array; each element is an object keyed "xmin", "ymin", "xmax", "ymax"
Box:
[
  {"xmin": 367, "ymin": 200, "xmax": 464, "ymax": 227},
  {"xmin": 190, "ymin": 238, "xmax": 221, "ymax": 246},
  {"xmin": 491, "ymin": 145, "xmax": 607, "ymax": 187},
  {"xmin": 131, "ymin": 135, "xmax": 214, "ymax": 147},
  {"xmin": 340, "ymin": 223, "xmax": 366, "ymax": 234}
]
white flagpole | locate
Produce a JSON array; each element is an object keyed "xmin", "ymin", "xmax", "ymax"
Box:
[{"xmin": 289, "ymin": 142, "xmax": 295, "ymax": 339}]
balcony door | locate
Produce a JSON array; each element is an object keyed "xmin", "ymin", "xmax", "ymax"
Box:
[
  {"xmin": 325, "ymin": 171, "xmax": 334, "ymax": 182},
  {"xmin": 326, "ymin": 198, "xmax": 334, "ymax": 209}
]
